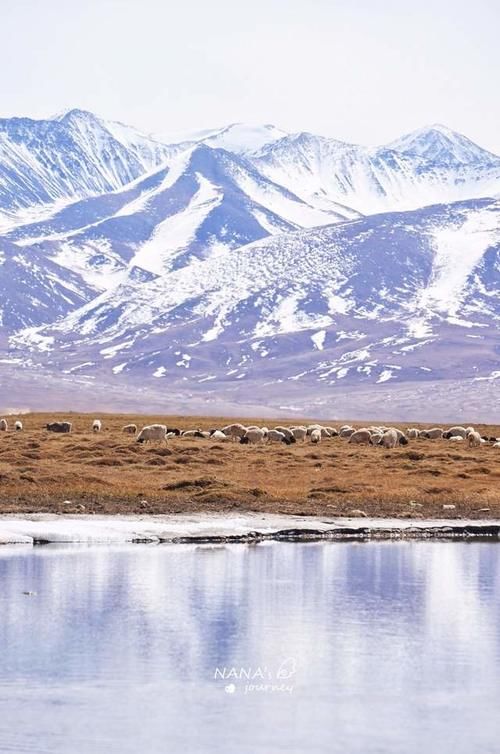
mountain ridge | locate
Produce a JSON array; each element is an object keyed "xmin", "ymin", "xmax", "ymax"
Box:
[{"xmin": 1, "ymin": 111, "xmax": 499, "ymax": 416}]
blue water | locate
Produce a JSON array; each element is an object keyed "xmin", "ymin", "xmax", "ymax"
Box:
[{"xmin": 0, "ymin": 541, "xmax": 499, "ymax": 753}]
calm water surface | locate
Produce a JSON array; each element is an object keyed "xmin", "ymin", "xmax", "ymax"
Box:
[{"xmin": 0, "ymin": 541, "xmax": 499, "ymax": 753}]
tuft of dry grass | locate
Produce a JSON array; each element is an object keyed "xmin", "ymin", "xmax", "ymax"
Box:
[{"xmin": 0, "ymin": 411, "xmax": 498, "ymax": 518}]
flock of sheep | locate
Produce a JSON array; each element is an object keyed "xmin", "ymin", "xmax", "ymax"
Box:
[{"xmin": 1, "ymin": 417, "xmax": 498, "ymax": 449}]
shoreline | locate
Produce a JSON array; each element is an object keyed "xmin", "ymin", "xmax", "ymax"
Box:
[{"xmin": 1, "ymin": 513, "xmax": 500, "ymax": 546}]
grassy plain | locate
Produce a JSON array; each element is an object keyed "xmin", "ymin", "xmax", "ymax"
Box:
[{"xmin": 0, "ymin": 412, "xmax": 499, "ymax": 518}]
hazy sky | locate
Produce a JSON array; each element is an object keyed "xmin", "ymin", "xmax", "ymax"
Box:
[{"xmin": 1, "ymin": 0, "xmax": 499, "ymax": 150}]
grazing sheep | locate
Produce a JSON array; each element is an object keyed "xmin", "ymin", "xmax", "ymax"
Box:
[
  {"xmin": 348, "ymin": 429, "xmax": 372, "ymax": 445},
  {"xmin": 339, "ymin": 427, "xmax": 355, "ymax": 438},
  {"xmin": 0, "ymin": 419, "xmax": 7, "ymax": 431},
  {"xmin": 325, "ymin": 427, "xmax": 339, "ymax": 437},
  {"xmin": 443, "ymin": 426, "xmax": 467, "ymax": 439},
  {"xmin": 467, "ymin": 430, "xmax": 482, "ymax": 448},
  {"xmin": 267, "ymin": 429, "xmax": 287, "ymax": 443},
  {"xmin": 406, "ymin": 428, "xmax": 420, "ymax": 439},
  {"xmin": 209, "ymin": 430, "xmax": 229, "ymax": 441},
  {"xmin": 45, "ymin": 421, "xmax": 72, "ymax": 433},
  {"xmin": 419, "ymin": 428, "xmax": 443, "ymax": 440},
  {"xmin": 274, "ymin": 426, "xmax": 296, "ymax": 442},
  {"xmin": 393, "ymin": 429, "xmax": 409, "ymax": 446},
  {"xmin": 310, "ymin": 429, "xmax": 321, "ymax": 444},
  {"xmin": 92, "ymin": 419, "xmax": 102, "ymax": 433},
  {"xmin": 307, "ymin": 424, "xmax": 331, "ymax": 438},
  {"xmin": 221, "ymin": 423, "xmax": 248, "ymax": 442},
  {"xmin": 181, "ymin": 430, "xmax": 206, "ymax": 438},
  {"xmin": 136, "ymin": 424, "xmax": 168, "ymax": 444},
  {"xmin": 240, "ymin": 428, "xmax": 265, "ymax": 445},
  {"xmin": 14, "ymin": 420, "xmax": 23, "ymax": 431},
  {"xmin": 290, "ymin": 427, "xmax": 307, "ymax": 442},
  {"xmin": 381, "ymin": 428, "xmax": 398, "ymax": 448},
  {"xmin": 122, "ymin": 424, "xmax": 137, "ymax": 434}
]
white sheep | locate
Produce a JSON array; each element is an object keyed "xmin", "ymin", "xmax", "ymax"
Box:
[
  {"xmin": 122, "ymin": 424, "xmax": 137, "ymax": 434},
  {"xmin": 444, "ymin": 426, "xmax": 467, "ymax": 439},
  {"xmin": 310, "ymin": 429, "xmax": 321, "ymax": 444},
  {"xmin": 324, "ymin": 426, "xmax": 339, "ymax": 437},
  {"xmin": 406, "ymin": 428, "xmax": 420, "ymax": 439},
  {"xmin": 274, "ymin": 426, "xmax": 295, "ymax": 442},
  {"xmin": 240, "ymin": 428, "xmax": 265, "ymax": 445},
  {"xmin": 92, "ymin": 419, "xmax": 102, "ymax": 433},
  {"xmin": 290, "ymin": 427, "xmax": 307, "ymax": 442},
  {"xmin": 381, "ymin": 428, "xmax": 398, "ymax": 448},
  {"xmin": 210, "ymin": 430, "xmax": 229, "ymax": 441},
  {"xmin": 0, "ymin": 419, "xmax": 7, "ymax": 432},
  {"xmin": 348, "ymin": 429, "xmax": 372, "ymax": 445},
  {"xmin": 136, "ymin": 424, "xmax": 168, "ymax": 444},
  {"xmin": 14, "ymin": 420, "xmax": 23, "ymax": 431},
  {"xmin": 420, "ymin": 428, "xmax": 443, "ymax": 440},
  {"xmin": 449, "ymin": 436, "xmax": 464, "ymax": 442},
  {"xmin": 339, "ymin": 427, "xmax": 355, "ymax": 438},
  {"xmin": 467, "ymin": 430, "xmax": 482, "ymax": 448},
  {"xmin": 221, "ymin": 423, "xmax": 248, "ymax": 442},
  {"xmin": 267, "ymin": 429, "xmax": 291, "ymax": 444},
  {"xmin": 181, "ymin": 430, "xmax": 208, "ymax": 438},
  {"xmin": 307, "ymin": 424, "xmax": 330, "ymax": 437}
]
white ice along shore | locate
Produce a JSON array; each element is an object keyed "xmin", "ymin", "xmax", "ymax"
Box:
[{"xmin": 0, "ymin": 514, "xmax": 499, "ymax": 546}]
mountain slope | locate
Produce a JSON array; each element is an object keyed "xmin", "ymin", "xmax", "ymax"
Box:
[
  {"xmin": 3, "ymin": 144, "xmax": 349, "ymax": 300},
  {"xmin": 12, "ymin": 197, "xmax": 499, "ymax": 400},
  {"xmin": 250, "ymin": 127, "xmax": 500, "ymax": 215},
  {"xmin": 0, "ymin": 236, "xmax": 96, "ymax": 332},
  {"xmin": 2, "ymin": 114, "xmax": 500, "ymax": 418},
  {"xmin": 0, "ymin": 109, "xmax": 171, "ymax": 231}
]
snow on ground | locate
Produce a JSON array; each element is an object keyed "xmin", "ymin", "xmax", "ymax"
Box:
[
  {"xmin": 1, "ymin": 513, "xmax": 497, "ymax": 546},
  {"xmin": 419, "ymin": 203, "xmax": 500, "ymax": 316},
  {"xmin": 311, "ymin": 330, "xmax": 326, "ymax": 350},
  {"xmin": 377, "ymin": 369, "xmax": 394, "ymax": 384},
  {"xmin": 233, "ymin": 164, "xmax": 338, "ymax": 228},
  {"xmin": 130, "ymin": 173, "xmax": 222, "ymax": 274}
]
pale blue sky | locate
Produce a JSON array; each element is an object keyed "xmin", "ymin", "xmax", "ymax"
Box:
[{"xmin": 1, "ymin": 0, "xmax": 498, "ymax": 151}]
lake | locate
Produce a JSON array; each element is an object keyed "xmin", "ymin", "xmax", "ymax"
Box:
[{"xmin": 0, "ymin": 541, "xmax": 499, "ymax": 753}]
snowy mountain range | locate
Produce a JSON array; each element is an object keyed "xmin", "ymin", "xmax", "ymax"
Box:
[{"xmin": 1, "ymin": 111, "xmax": 499, "ymax": 419}]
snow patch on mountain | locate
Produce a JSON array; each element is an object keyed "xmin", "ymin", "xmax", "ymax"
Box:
[
  {"xmin": 131, "ymin": 173, "xmax": 223, "ymax": 274},
  {"xmin": 418, "ymin": 202, "xmax": 500, "ymax": 315}
]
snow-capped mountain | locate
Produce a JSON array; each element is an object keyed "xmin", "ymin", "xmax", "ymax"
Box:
[
  {"xmin": 10, "ymin": 196, "xmax": 500, "ymax": 418},
  {"xmin": 1, "ymin": 111, "xmax": 500, "ymax": 417},
  {"xmin": 387, "ymin": 124, "xmax": 500, "ymax": 167},
  {"xmin": 2, "ymin": 143, "xmax": 348, "ymax": 304},
  {"xmin": 0, "ymin": 109, "xmax": 171, "ymax": 231},
  {"xmin": 0, "ymin": 237, "xmax": 96, "ymax": 332},
  {"xmin": 250, "ymin": 126, "xmax": 500, "ymax": 215},
  {"xmin": 155, "ymin": 122, "xmax": 287, "ymax": 155}
]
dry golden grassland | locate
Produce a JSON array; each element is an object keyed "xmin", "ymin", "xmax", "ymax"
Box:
[{"xmin": 0, "ymin": 412, "xmax": 499, "ymax": 518}]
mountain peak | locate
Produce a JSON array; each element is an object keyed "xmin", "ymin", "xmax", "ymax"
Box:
[
  {"xmin": 203, "ymin": 122, "xmax": 287, "ymax": 154},
  {"xmin": 52, "ymin": 108, "xmax": 101, "ymax": 123},
  {"xmin": 388, "ymin": 124, "xmax": 500, "ymax": 166}
]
